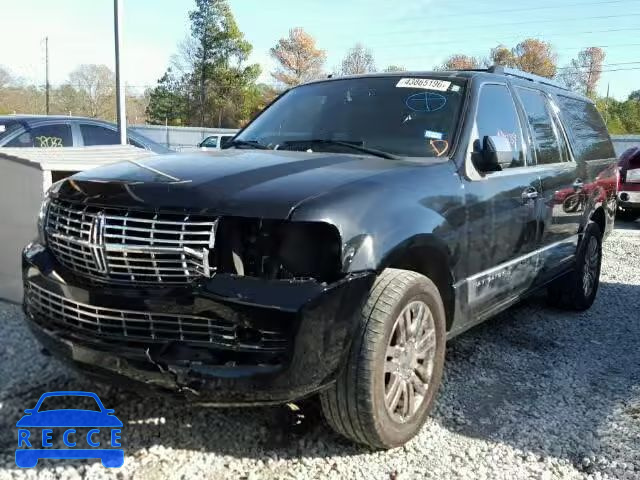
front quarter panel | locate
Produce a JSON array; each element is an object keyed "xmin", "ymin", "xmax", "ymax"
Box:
[{"xmin": 289, "ymin": 161, "xmax": 466, "ymax": 278}]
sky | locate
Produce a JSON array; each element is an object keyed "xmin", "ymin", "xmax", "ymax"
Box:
[{"xmin": 0, "ymin": 0, "xmax": 639, "ymax": 100}]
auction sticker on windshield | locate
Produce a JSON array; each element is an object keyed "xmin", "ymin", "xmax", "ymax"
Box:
[
  {"xmin": 396, "ymin": 78, "xmax": 451, "ymax": 91},
  {"xmin": 15, "ymin": 391, "xmax": 123, "ymax": 468}
]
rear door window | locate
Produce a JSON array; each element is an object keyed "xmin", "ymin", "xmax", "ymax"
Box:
[
  {"xmin": 516, "ymin": 88, "xmax": 563, "ymax": 165},
  {"xmin": 472, "ymin": 83, "xmax": 525, "ymax": 168},
  {"xmin": 556, "ymin": 96, "xmax": 615, "ymax": 161},
  {"xmin": 5, "ymin": 124, "xmax": 73, "ymax": 147},
  {"xmin": 80, "ymin": 124, "xmax": 119, "ymax": 146}
]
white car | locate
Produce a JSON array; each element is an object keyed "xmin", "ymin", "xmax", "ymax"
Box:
[{"xmin": 199, "ymin": 134, "xmax": 235, "ymax": 151}]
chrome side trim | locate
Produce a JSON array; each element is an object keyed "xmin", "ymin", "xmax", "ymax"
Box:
[{"xmin": 454, "ymin": 235, "xmax": 580, "ymax": 289}]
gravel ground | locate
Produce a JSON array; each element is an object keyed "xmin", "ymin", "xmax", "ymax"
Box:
[{"xmin": 1, "ymin": 220, "xmax": 639, "ymax": 480}]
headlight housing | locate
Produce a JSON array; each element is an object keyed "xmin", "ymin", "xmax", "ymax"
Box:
[
  {"xmin": 36, "ymin": 180, "xmax": 64, "ymax": 245},
  {"xmin": 36, "ymin": 196, "xmax": 51, "ymax": 245}
]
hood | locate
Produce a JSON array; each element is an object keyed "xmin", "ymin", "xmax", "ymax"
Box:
[{"xmin": 58, "ymin": 150, "xmax": 418, "ymax": 219}]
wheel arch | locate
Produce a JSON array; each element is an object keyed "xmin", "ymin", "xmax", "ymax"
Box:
[{"xmin": 378, "ymin": 235, "xmax": 456, "ymax": 331}]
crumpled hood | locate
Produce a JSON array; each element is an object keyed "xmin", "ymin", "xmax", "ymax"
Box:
[{"xmin": 58, "ymin": 150, "xmax": 413, "ymax": 219}]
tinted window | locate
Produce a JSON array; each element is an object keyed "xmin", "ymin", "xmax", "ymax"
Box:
[
  {"xmin": 556, "ymin": 96, "xmax": 615, "ymax": 161},
  {"xmin": 235, "ymin": 77, "xmax": 466, "ymax": 157},
  {"xmin": 548, "ymin": 101, "xmax": 571, "ymax": 163},
  {"xmin": 220, "ymin": 135, "xmax": 233, "ymax": 147},
  {"xmin": 5, "ymin": 124, "xmax": 72, "ymax": 147},
  {"xmin": 473, "ymin": 84, "xmax": 525, "ymax": 168},
  {"xmin": 517, "ymin": 88, "xmax": 562, "ymax": 165},
  {"xmin": 80, "ymin": 124, "xmax": 119, "ymax": 146}
]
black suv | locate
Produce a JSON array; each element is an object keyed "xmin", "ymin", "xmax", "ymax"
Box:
[{"xmin": 22, "ymin": 67, "xmax": 618, "ymax": 448}]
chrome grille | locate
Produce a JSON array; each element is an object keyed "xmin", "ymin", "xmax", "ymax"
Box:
[
  {"xmin": 25, "ymin": 282, "xmax": 288, "ymax": 352},
  {"xmin": 46, "ymin": 200, "xmax": 218, "ymax": 284}
]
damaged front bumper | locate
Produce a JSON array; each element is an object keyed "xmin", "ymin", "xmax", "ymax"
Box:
[{"xmin": 22, "ymin": 242, "xmax": 375, "ymax": 405}]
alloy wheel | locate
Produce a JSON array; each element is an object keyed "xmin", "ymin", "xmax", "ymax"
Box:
[
  {"xmin": 582, "ymin": 236, "xmax": 600, "ymax": 297},
  {"xmin": 384, "ymin": 300, "xmax": 436, "ymax": 423}
]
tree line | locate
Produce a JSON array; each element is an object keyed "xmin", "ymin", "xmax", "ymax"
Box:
[
  {"xmin": 1, "ymin": 0, "xmax": 638, "ymax": 134},
  {"xmin": 0, "ymin": 64, "xmax": 148, "ymax": 123}
]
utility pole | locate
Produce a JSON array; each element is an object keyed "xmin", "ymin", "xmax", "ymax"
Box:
[
  {"xmin": 45, "ymin": 37, "xmax": 50, "ymax": 115},
  {"xmin": 114, "ymin": 0, "xmax": 127, "ymax": 144}
]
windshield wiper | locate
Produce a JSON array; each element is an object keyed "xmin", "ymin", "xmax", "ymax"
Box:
[
  {"xmin": 226, "ymin": 139, "xmax": 270, "ymax": 150},
  {"xmin": 281, "ymin": 139, "xmax": 397, "ymax": 159}
]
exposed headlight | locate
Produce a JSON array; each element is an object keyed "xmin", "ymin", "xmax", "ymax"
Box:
[{"xmin": 278, "ymin": 222, "xmax": 341, "ymax": 282}]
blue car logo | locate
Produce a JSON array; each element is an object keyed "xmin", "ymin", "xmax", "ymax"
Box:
[{"xmin": 15, "ymin": 391, "xmax": 123, "ymax": 468}]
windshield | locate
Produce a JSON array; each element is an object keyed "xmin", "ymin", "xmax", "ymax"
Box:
[{"xmin": 233, "ymin": 76, "xmax": 465, "ymax": 158}]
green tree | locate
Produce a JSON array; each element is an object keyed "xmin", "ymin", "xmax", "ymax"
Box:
[
  {"xmin": 596, "ymin": 95, "xmax": 640, "ymax": 134},
  {"xmin": 188, "ymin": 0, "xmax": 256, "ymax": 126},
  {"xmin": 147, "ymin": 0, "xmax": 260, "ymax": 127},
  {"xmin": 146, "ymin": 70, "xmax": 189, "ymax": 125}
]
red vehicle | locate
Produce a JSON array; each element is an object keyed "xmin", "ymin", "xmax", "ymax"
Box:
[{"xmin": 618, "ymin": 147, "xmax": 640, "ymax": 220}]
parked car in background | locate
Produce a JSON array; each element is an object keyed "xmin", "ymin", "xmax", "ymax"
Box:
[
  {"xmin": 198, "ymin": 133, "xmax": 235, "ymax": 151},
  {"xmin": 617, "ymin": 146, "xmax": 640, "ymax": 219},
  {"xmin": 22, "ymin": 67, "xmax": 617, "ymax": 449},
  {"xmin": 0, "ymin": 116, "xmax": 171, "ymax": 154}
]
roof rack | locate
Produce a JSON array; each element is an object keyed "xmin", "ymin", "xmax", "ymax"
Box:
[{"xmin": 487, "ymin": 65, "xmax": 569, "ymax": 91}]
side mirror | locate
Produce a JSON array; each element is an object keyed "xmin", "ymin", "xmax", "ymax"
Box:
[
  {"xmin": 24, "ymin": 409, "xmax": 35, "ymax": 414},
  {"xmin": 105, "ymin": 409, "xmax": 115, "ymax": 414},
  {"xmin": 474, "ymin": 135, "xmax": 513, "ymax": 173}
]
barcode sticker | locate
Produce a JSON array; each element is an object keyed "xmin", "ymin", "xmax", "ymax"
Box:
[{"xmin": 396, "ymin": 78, "xmax": 451, "ymax": 91}]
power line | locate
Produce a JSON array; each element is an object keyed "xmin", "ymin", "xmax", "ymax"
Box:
[
  {"xmin": 388, "ymin": 0, "xmax": 640, "ymax": 21},
  {"xmin": 557, "ymin": 60, "xmax": 640, "ymax": 70},
  {"xmin": 598, "ymin": 66, "xmax": 640, "ymax": 72},
  {"xmin": 355, "ymin": 26, "xmax": 640, "ymax": 51},
  {"xmin": 386, "ymin": 42, "xmax": 640, "ymax": 63},
  {"xmin": 348, "ymin": 12, "xmax": 640, "ymax": 39}
]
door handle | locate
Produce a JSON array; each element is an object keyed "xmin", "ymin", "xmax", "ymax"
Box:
[{"xmin": 521, "ymin": 188, "xmax": 539, "ymax": 202}]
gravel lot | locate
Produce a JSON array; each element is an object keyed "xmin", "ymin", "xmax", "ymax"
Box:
[{"xmin": 1, "ymin": 220, "xmax": 639, "ymax": 480}]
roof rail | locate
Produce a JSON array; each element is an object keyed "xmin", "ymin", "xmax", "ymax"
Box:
[{"xmin": 487, "ymin": 65, "xmax": 569, "ymax": 91}]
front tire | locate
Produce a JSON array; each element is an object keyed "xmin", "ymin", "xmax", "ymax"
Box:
[
  {"xmin": 320, "ymin": 268, "xmax": 446, "ymax": 449},
  {"xmin": 548, "ymin": 222, "xmax": 602, "ymax": 311}
]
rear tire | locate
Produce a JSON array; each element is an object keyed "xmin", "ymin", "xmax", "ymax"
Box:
[
  {"xmin": 547, "ymin": 222, "xmax": 602, "ymax": 311},
  {"xmin": 319, "ymin": 268, "xmax": 446, "ymax": 449}
]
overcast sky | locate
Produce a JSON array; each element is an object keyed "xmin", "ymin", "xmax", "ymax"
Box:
[{"xmin": 1, "ymin": 0, "xmax": 638, "ymax": 99}]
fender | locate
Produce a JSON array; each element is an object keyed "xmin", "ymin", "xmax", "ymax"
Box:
[{"xmin": 287, "ymin": 161, "xmax": 465, "ymax": 276}]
